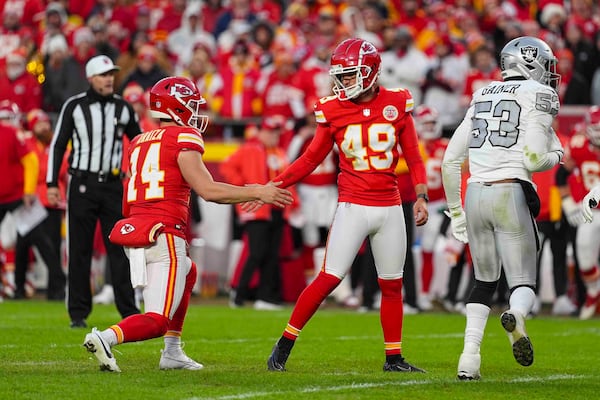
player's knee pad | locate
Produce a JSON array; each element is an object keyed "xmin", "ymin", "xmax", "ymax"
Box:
[
  {"xmin": 378, "ymin": 278, "xmax": 403, "ymax": 299},
  {"xmin": 467, "ymin": 279, "xmax": 498, "ymax": 307},
  {"xmin": 145, "ymin": 312, "xmax": 169, "ymax": 337}
]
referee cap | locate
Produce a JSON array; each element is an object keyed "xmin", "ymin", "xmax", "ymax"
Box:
[{"xmin": 86, "ymin": 55, "xmax": 120, "ymax": 78}]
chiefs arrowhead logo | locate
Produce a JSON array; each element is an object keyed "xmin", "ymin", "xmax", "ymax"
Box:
[{"xmin": 120, "ymin": 223, "xmax": 135, "ymax": 235}]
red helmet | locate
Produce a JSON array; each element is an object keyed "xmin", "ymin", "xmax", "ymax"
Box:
[
  {"xmin": 586, "ymin": 105, "xmax": 600, "ymax": 147},
  {"xmin": 329, "ymin": 38, "xmax": 381, "ymax": 101},
  {"xmin": 414, "ymin": 105, "xmax": 442, "ymax": 140},
  {"xmin": 0, "ymin": 100, "xmax": 21, "ymax": 127},
  {"xmin": 149, "ymin": 76, "xmax": 209, "ymax": 132}
]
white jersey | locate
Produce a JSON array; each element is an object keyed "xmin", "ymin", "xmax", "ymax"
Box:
[
  {"xmin": 467, "ymin": 79, "xmax": 558, "ymax": 182},
  {"xmin": 442, "ymin": 78, "xmax": 563, "ymax": 211}
]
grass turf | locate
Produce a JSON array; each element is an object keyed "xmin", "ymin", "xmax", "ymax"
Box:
[{"xmin": 1, "ymin": 299, "xmax": 599, "ymax": 399}]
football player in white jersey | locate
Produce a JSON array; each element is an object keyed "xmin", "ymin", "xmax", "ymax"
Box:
[{"xmin": 442, "ymin": 36, "xmax": 564, "ymax": 380}]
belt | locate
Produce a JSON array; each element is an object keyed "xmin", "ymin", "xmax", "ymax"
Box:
[
  {"xmin": 482, "ymin": 178, "xmax": 519, "ymax": 186},
  {"xmin": 69, "ymin": 168, "xmax": 124, "ymax": 183}
]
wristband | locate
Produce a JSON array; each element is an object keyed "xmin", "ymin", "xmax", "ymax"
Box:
[{"xmin": 417, "ymin": 193, "xmax": 429, "ymax": 203}]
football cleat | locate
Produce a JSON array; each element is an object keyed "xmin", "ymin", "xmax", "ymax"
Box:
[
  {"xmin": 578, "ymin": 293, "xmax": 599, "ymax": 320},
  {"xmin": 552, "ymin": 295, "xmax": 577, "ymax": 316},
  {"xmin": 267, "ymin": 342, "xmax": 289, "ymax": 372},
  {"xmin": 383, "ymin": 357, "xmax": 426, "ymax": 373},
  {"xmin": 83, "ymin": 328, "xmax": 120, "ymax": 372},
  {"xmin": 501, "ymin": 310, "xmax": 533, "ymax": 366},
  {"xmin": 159, "ymin": 349, "xmax": 204, "ymax": 370},
  {"xmin": 457, "ymin": 352, "xmax": 481, "ymax": 381}
]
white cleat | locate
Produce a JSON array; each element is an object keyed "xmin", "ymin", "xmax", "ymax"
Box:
[
  {"xmin": 403, "ymin": 303, "xmax": 420, "ymax": 315},
  {"xmin": 93, "ymin": 285, "xmax": 115, "ymax": 305},
  {"xmin": 457, "ymin": 352, "xmax": 481, "ymax": 381},
  {"xmin": 159, "ymin": 349, "xmax": 204, "ymax": 370},
  {"xmin": 552, "ymin": 295, "xmax": 577, "ymax": 316},
  {"xmin": 579, "ymin": 293, "xmax": 599, "ymax": 320},
  {"xmin": 501, "ymin": 310, "xmax": 533, "ymax": 366},
  {"xmin": 253, "ymin": 300, "xmax": 283, "ymax": 311},
  {"xmin": 83, "ymin": 328, "xmax": 120, "ymax": 372}
]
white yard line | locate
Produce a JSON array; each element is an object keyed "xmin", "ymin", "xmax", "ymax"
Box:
[{"xmin": 193, "ymin": 374, "xmax": 589, "ymax": 400}]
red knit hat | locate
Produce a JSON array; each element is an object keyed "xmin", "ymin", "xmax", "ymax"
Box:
[{"xmin": 26, "ymin": 109, "xmax": 50, "ymax": 130}]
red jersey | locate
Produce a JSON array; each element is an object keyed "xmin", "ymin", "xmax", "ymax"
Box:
[
  {"xmin": 124, "ymin": 125, "xmax": 204, "ymax": 237},
  {"xmin": 566, "ymin": 134, "xmax": 600, "ymax": 202},
  {"xmin": 462, "ymin": 68, "xmax": 503, "ymax": 97},
  {"xmin": 423, "ymin": 137, "xmax": 448, "ymax": 202},
  {"xmin": 0, "ymin": 71, "xmax": 42, "ymax": 113},
  {"xmin": 0, "ymin": 123, "xmax": 32, "ymax": 203},
  {"xmin": 26, "ymin": 135, "xmax": 68, "ymax": 209},
  {"xmin": 274, "ymin": 87, "xmax": 426, "ymax": 206}
]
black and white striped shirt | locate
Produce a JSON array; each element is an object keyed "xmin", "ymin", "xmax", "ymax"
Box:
[{"xmin": 47, "ymin": 88, "xmax": 141, "ymax": 186}]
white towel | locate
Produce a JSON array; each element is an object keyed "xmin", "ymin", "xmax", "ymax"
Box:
[{"xmin": 127, "ymin": 247, "xmax": 147, "ymax": 288}]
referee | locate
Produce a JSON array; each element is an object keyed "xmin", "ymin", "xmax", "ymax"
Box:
[{"xmin": 47, "ymin": 55, "xmax": 141, "ymax": 328}]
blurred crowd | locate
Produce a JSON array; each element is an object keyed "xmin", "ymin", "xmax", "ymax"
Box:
[
  {"xmin": 1, "ymin": 0, "xmax": 600, "ymax": 317},
  {"xmin": 0, "ymin": 0, "xmax": 598, "ymax": 135}
]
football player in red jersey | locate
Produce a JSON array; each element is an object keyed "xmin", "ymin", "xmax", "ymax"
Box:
[
  {"xmin": 412, "ymin": 105, "xmax": 449, "ymax": 311},
  {"xmin": 82, "ymin": 76, "xmax": 293, "ymax": 373},
  {"xmin": 266, "ymin": 38, "xmax": 429, "ymax": 373},
  {"xmin": 561, "ymin": 106, "xmax": 600, "ymax": 319}
]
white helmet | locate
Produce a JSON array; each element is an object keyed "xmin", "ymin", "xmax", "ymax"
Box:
[
  {"xmin": 414, "ymin": 105, "xmax": 442, "ymax": 140},
  {"xmin": 500, "ymin": 36, "xmax": 560, "ymax": 89}
]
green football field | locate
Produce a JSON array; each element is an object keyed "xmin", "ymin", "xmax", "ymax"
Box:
[{"xmin": 1, "ymin": 299, "xmax": 599, "ymax": 399}]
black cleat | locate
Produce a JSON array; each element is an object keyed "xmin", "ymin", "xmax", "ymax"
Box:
[
  {"xmin": 383, "ymin": 357, "xmax": 426, "ymax": 373},
  {"xmin": 501, "ymin": 310, "xmax": 534, "ymax": 366},
  {"xmin": 70, "ymin": 319, "xmax": 87, "ymax": 328},
  {"xmin": 267, "ymin": 343, "xmax": 289, "ymax": 372}
]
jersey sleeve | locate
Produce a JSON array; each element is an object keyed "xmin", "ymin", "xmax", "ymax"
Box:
[
  {"xmin": 272, "ymin": 123, "xmax": 334, "ymax": 187},
  {"xmin": 175, "ymin": 128, "xmax": 205, "ymax": 154},
  {"xmin": 442, "ymin": 105, "xmax": 473, "ymax": 211},
  {"xmin": 522, "ymin": 85, "xmax": 562, "ymax": 172},
  {"xmin": 398, "ymin": 112, "xmax": 426, "ymax": 187}
]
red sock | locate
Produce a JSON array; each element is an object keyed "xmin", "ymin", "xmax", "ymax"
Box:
[
  {"xmin": 283, "ymin": 272, "xmax": 340, "ymax": 340},
  {"xmin": 113, "ymin": 312, "xmax": 168, "ymax": 343},
  {"xmin": 421, "ymin": 251, "xmax": 433, "ymax": 294},
  {"xmin": 378, "ymin": 278, "xmax": 403, "ymax": 356},
  {"xmin": 168, "ymin": 261, "xmax": 197, "ymax": 332}
]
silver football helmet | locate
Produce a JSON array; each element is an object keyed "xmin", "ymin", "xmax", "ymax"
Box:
[{"xmin": 500, "ymin": 36, "xmax": 560, "ymax": 89}]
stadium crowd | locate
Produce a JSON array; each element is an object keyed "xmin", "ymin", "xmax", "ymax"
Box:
[{"xmin": 1, "ymin": 0, "xmax": 600, "ymax": 319}]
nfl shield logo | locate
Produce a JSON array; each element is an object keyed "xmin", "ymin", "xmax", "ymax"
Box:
[
  {"xmin": 363, "ymin": 109, "xmax": 371, "ymax": 117},
  {"xmin": 520, "ymin": 46, "xmax": 538, "ymax": 63}
]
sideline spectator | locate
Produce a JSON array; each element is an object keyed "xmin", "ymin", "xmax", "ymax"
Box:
[
  {"xmin": 212, "ymin": 39, "xmax": 262, "ymax": 140},
  {"xmin": 166, "ymin": 2, "xmax": 216, "ymax": 76},
  {"xmin": 0, "ymin": 47, "xmax": 42, "ymax": 113},
  {"xmin": 379, "ymin": 25, "xmax": 429, "ymax": 106},
  {"xmin": 221, "ymin": 115, "xmax": 295, "ymax": 310},
  {"xmin": 42, "ymin": 34, "xmax": 87, "ymax": 113},
  {"xmin": 14, "ymin": 109, "xmax": 67, "ymax": 300},
  {"xmin": 421, "ymin": 35, "xmax": 470, "ymax": 135},
  {"xmin": 118, "ymin": 44, "xmax": 168, "ymax": 92},
  {"xmin": 0, "ymin": 100, "xmax": 38, "ymax": 298}
]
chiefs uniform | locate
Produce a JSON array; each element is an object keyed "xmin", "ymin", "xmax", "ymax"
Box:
[
  {"xmin": 125, "ymin": 126, "xmax": 203, "ymax": 238},
  {"xmin": 275, "ymin": 85, "xmax": 426, "ymax": 280},
  {"xmin": 116, "ymin": 125, "xmax": 204, "ymax": 320},
  {"xmin": 563, "ymin": 132, "xmax": 600, "ymax": 317}
]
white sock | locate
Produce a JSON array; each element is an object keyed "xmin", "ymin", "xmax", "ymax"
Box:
[
  {"xmin": 100, "ymin": 329, "xmax": 118, "ymax": 347},
  {"xmin": 509, "ymin": 286, "xmax": 536, "ymax": 316},
  {"xmin": 164, "ymin": 335, "xmax": 182, "ymax": 354},
  {"xmin": 463, "ymin": 303, "xmax": 490, "ymax": 354}
]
